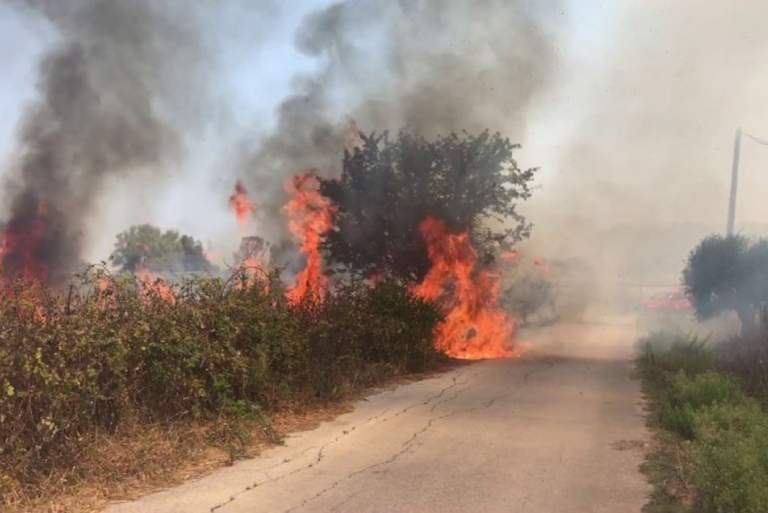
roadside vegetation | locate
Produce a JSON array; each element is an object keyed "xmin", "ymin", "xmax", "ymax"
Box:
[
  {"xmin": 0, "ymin": 267, "xmax": 443, "ymax": 511},
  {"xmin": 640, "ymin": 233, "xmax": 768, "ymax": 513},
  {"xmin": 639, "ymin": 332, "xmax": 768, "ymax": 513}
]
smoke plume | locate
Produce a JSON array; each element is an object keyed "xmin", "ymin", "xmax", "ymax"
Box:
[
  {"xmin": 1, "ymin": 0, "xmax": 206, "ymax": 284},
  {"xmin": 239, "ymin": 0, "xmax": 562, "ymax": 245},
  {"xmin": 524, "ymin": 1, "xmax": 768, "ymax": 312}
]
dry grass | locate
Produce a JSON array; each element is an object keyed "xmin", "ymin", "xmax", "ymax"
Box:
[{"xmin": 6, "ymin": 405, "xmax": 337, "ymax": 513}]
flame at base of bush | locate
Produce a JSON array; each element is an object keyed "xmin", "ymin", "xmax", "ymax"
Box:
[
  {"xmin": 135, "ymin": 265, "xmax": 176, "ymax": 303},
  {"xmin": 284, "ymin": 172, "xmax": 335, "ymax": 304},
  {"xmin": 411, "ymin": 217, "xmax": 526, "ymax": 360}
]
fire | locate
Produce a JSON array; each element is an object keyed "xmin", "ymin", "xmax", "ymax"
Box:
[
  {"xmin": 135, "ymin": 265, "xmax": 175, "ymax": 303},
  {"xmin": 411, "ymin": 217, "xmax": 526, "ymax": 360},
  {"xmin": 235, "ymin": 255, "xmax": 267, "ymax": 289},
  {"xmin": 284, "ymin": 171, "xmax": 335, "ymax": 304},
  {"xmin": 0, "ymin": 204, "xmax": 49, "ymax": 285},
  {"xmin": 229, "ymin": 180, "xmax": 256, "ymax": 226}
]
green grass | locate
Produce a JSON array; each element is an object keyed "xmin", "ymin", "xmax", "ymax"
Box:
[
  {"xmin": 639, "ymin": 332, "xmax": 768, "ymax": 513},
  {"xmin": 659, "ymin": 370, "xmax": 744, "ymax": 439}
]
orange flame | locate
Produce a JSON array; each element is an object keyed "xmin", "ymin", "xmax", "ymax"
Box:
[
  {"xmin": 235, "ymin": 255, "xmax": 268, "ymax": 289},
  {"xmin": 284, "ymin": 171, "xmax": 335, "ymax": 304},
  {"xmin": 0, "ymin": 204, "xmax": 49, "ymax": 285},
  {"xmin": 411, "ymin": 217, "xmax": 526, "ymax": 360},
  {"xmin": 135, "ymin": 265, "xmax": 175, "ymax": 303},
  {"xmin": 229, "ymin": 180, "xmax": 256, "ymax": 226}
]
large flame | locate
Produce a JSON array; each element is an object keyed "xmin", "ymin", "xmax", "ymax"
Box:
[
  {"xmin": 284, "ymin": 172, "xmax": 335, "ymax": 304},
  {"xmin": 229, "ymin": 180, "xmax": 256, "ymax": 226},
  {"xmin": 412, "ymin": 217, "xmax": 525, "ymax": 360}
]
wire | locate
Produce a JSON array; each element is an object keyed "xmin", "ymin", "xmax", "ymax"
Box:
[{"xmin": 744, "ymin": 132, "xmax": 768, "ymax": 146}]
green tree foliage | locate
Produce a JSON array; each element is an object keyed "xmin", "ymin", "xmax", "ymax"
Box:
[
  {"xmin": 683, "ymin": 235, "xmax": 768, "ymax": 332},
  {"xmin": 109, "ymin": 224, "xmax": 212, "ymax": 273},
  {"xmin": 319, "ymin": 130, "xmax": 536, "ymax": 281}
]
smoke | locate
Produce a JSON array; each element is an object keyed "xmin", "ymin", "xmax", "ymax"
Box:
[
  {"xmin": 1, "ymin": 0, "xmax": 207, "ymax": 284},
  {"xmin": 0, "ymin": 0, "xmax": 565, "ymax": 283},
  {"xmin": 239, "ymin": 0, "xmax": 563, "ymax": 245},
  {"xmin": 520, "ymin": 1, "xmax": 768, "ymax": 313}
]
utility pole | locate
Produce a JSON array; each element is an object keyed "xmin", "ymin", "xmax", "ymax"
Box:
[{"xmin": 726, "ymin": 127, "xmax": 742, "ymax": 236}]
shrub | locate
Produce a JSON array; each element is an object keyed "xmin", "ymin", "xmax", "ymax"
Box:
[
  {"xmin": 0, "ymin": 268, "xmax": 442, "ymax": 501},
  {"xmin": 718, "ymin": 329, "xmax": 768, "ymax": 400},
  {"xmin": 690, "ymin": 401, "xmax": 768, "ymax": 513},
  {"xmin": 659, "ymin": 370, "xmax": 744, "ymax": 439},
  {"xmin": 640, "ymin": 330, "xmax": 768, "ymax": 512},
  {"xmin": 639, "ymin": 332, "xmax": 715, "ymax": 378}
]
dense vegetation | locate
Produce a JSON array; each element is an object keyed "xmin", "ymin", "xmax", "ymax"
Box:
[
  {"xmin": 319, "ymin": 130, "xmax": 536, "ymax": 281},
  {"xmin": 0, "ymin": 268, "xmax": 442, "ymax": 506},
  {"xmin": 639, "ymin": 332, "xmax": 768, "ymax": 513}
]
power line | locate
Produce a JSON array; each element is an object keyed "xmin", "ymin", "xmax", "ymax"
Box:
[{"xmin": 744, "ymin": 132, "xmax": 768, "ymax": 146}]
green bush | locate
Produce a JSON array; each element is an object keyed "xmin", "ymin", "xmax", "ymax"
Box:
[
  {"xmin": 690, "ymin": 401, "xmax": 768, "ymax": 513},
  {"xmin": 659, "ymin": 370, "xmax": 744, "ymax": 439},
  {"xmin": 0, "ymin": 268, "xmax": 442, "ymax": 499}
]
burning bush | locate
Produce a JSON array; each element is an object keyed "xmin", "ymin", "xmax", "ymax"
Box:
[
  {"xmin": 317, "ymin": 130, "xmax": 535, "ymax": 359},
  {"xmin": 319, "ymin": 130, "xmax": 535, "ymax": 282},
  {"xmin": 0, "ymin": 268, "xmax": 441, "ymax": 504},
  {"xmin": 284, "ymin": 172, "xmax": 336, "ymax": 304}
]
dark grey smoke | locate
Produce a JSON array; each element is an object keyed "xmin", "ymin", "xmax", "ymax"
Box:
[
  {"xmin": 240, "ymin": 0, "xmax": 561, "ymax": 244},
  {"xmin": 1, "ymin": 0, "xmax": 205, "ymax": 284}
]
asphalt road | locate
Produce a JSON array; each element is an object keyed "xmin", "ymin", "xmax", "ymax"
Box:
[{"xmin": 105, "ymin": 317, "xmax": 650, "ymax": 513}]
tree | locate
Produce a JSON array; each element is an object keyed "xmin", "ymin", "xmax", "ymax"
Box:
[
  {"xmin": 110, "ymin": 224, "xmax": 212, "ymax": 274},
  {"xmin": 319, "ymin": 130, "xmax": 536, "ymax": 281},
  {"xmin": 683, "ymin": 234, "xmax": 768, "ymax": 333}
]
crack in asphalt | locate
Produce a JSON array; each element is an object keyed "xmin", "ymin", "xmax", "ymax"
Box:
[
  {"xmin": 277, "ymin": 359, "xmax": 558, "ymax": 513},
  {"xmin": 208, "ymin": 368, "xmax": 469, "ymax": 512}
]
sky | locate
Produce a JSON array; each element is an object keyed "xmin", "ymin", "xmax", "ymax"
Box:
[{"xmin": 1, "ymin": 0, "xmax": 767, "ymax": 276}]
